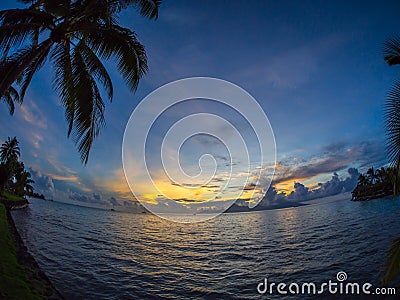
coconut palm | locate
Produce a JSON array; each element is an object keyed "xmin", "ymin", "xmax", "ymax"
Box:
[
  {"xmin": 14, "ymin": 170, "xmax": 35, "ymax": 197},
  {"xmin": 366, "ymin": 166, "xmax": 376, "ymax": 184},
  {"xmin": 0, "ymin": 136, "xmax": 20, "ymax": 162},
  {"xmin": 0, "ymin": 0, "xmax": 161, "ymax": 163},
  {"xmin": 376, "ymin": 167, "xmax": 386, "ymax": 184},
  {"xmin": 383, "ymin": 36, "xmax": 400, "ymax": 284}
]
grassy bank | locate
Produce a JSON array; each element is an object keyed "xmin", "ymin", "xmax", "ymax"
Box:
[
  {"xmin": 0, "ymin": 191, "xmax": 29, "ymax": 210},
  {"xmin": 0, "ymin": 203, "xmax": 42, "ymax": 300},
  {"xmin": 0, "ymin": 190, "xmax": 26, "ymax": 202}
]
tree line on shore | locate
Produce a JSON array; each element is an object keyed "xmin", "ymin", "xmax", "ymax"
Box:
[
  {"xmin": 0, "ymin": 136, "xmax": 43, "ymax": 199},
  {"xmin": 351, "ymin": 166, "xmax": 394, "ymax": 201}
]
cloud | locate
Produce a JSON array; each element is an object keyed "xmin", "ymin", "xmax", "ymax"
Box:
[
  {"xmin": 109, "ymin": 197, "xmax": 121, "ymax": 206},
  {"xmin": 257, "ymin": 167, "xmax": 359, "ymax": 207},
  {"xmin": 18, "ymin": 99, "xmax": 47, "ymax": 129},
  {"xmin": 274, "ymin": 139, "xmax": 385, "ymax": 189},
  {"xmin": 93, "ymin": 168, "xmax": 133, "ymax": 199},
  {"xmin": 68, "ymin": 192, "xmax": 109, "ymax": 206},
  {"xmin": 29, "ymin": 168, "xmax": 55, "ymax": 198},
  {"xmin": 286, "ymin": 168, "xmax": 359, "ymax": 201},
  {"xmin": 29, "ymin": 165, "xmax": 144, "ymax": 211}
]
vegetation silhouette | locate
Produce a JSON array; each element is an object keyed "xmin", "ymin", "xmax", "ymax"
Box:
[
  {"xmin": 351, "ymin": 166, "xmax": 393, "ymax": 201},
  {"xmin": 383, "ymin": 36, "xmax": 400, "ymax": 285},
  {"xmin": 0, "ymin": 136, "xmax": 43, "ymax": 199},
  {"xmin": 0, "ymin": 0, "xmax": 161, "ymax": 163}
]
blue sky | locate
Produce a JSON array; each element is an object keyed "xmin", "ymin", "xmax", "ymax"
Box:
[{"xmin": 0, "ymin": 0, "xmax": 399, "ymax": 210}]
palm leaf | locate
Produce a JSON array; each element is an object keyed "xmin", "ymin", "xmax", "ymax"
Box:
[
  {"xmin": 385, "ymin": 81, "xmax": 400, "ymax": 166},
  {"xmin": 383, "ymin": 237, "xmax": 400, "ymax": 285},
  {"xmin": 51, "ymin": 42, "xmax": 76, "ymax": 136},
  {"xmin": 0, "ymin": 24, "xmax": 36, "ymax": 57},
  {"xmin": 385, "ymin": 81, "xmax": 400, "ymax": 197},
  {"xmin": 19, "ymin": 42, "xmax": 51, "ymax": 100},
  {"xmin": 70, "ymin": 43, "xmax": 106, "ymax": 164},
  {"xmin": 384, "ymin": 37, "xmax": 400, "ymax": 66},
  {"xmin": 119, "ymin": 0, "xmax": 161, "ymax": 19},
  {"xmin": 1, "ymin": 86, "xmax": 20, "ymax": 115},
  {"xmin": 82, "ymin": 24, "xmax": 148, "ymax": 91},
  {"xmin": 0, "ymin": 39, "xmax": 52, "ymax": 98},
  {"xmin": 75, "ymin": 40, "xmax": 113, "ymax": 101}
]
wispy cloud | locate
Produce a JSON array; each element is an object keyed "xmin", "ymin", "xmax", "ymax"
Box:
[{"xmin": 18, "ymin": 99, "xmax": 47, "ymax": 129}]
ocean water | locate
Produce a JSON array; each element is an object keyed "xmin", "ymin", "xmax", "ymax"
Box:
[{"xmin": 11, "ymin": 197, "xmax": 400, "ymax": 299}]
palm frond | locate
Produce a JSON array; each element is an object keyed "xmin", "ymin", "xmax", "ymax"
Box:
[
  {"xmin": 43, "ymin": 0, "xmax": 71, "ymax": 17},
  {"xmin": 68, "ymin": 0, "xmax": 119, "ymax": 26},
  {"xmin": 385, "ymin": 80, "xmax": 400, "ymax": 165},
  {"xmin": 0, "ymin": 24, "xmax": 36, "ymax": 57},
  {"xmin": 19, "ymin": 42, "xmax": 51, "ymax": 100},
  {"xmin": 75, "ymin": 40, "xmax": 113, "ymax": 101},
  {"xmin": 383, "ymin": 237, "xmax": 400, "ymax": 285},
  {"xmin": 0, "ymin": 8, "xmax": 52, "ymax": 56},
  {"xmin": 83, "ymin": 24, "xmax": 148, "ymax": 91},
  {"xmin": 0, "ymin": 39, "xmax": 52, "ymax": 98},
  {"xmin": 51, "ymin": 42, "xmax": 76, "ymax": 136},
  {"xmin": 384, "ymin": 37, "xmax": 400, "ymax": 66},
  {"xmin": 0, "ymin": 8, "xmax": 55, "ymax": 29},
  {"xmin": 119, "ymin": 0, "xmax": 161, "ymax": 19},
  {"xmin": 1, "ymin": 86, "xmax": 20, "ymax": 115},
  {"xmin": 70, "ymin": 43, "xmax": 106, "ymax": 164}
]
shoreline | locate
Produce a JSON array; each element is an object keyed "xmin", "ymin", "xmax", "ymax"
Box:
[{"xmin": 1, "ymin": 198, "xmax": 64, "ymax": 299}]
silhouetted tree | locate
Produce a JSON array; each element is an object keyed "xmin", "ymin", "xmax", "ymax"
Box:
[
  {"xmin": 366, "ymin": 167, "xmax": 375, "ymax": 184},
  {"xmin": 14, "ymin": 170, "xmax": 35, "ymax": 197},
  {"xmin": 0, "ymin": 136, "xmax": 20, "ymax": 162},
  {"xmin": 376, "ymin": 167, "xmax": 386, "ymax": 183},
  {"xmin": 0, "ymin": 136, "xmax": 38, "ymax": 198},
  {"xmin": 352, "ymin": 167, "xmax": 393, "ymax": 201}
]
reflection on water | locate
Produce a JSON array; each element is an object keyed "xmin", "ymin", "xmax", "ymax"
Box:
[{"xmin": 12, "ymin": 197, "xmax": 400, "ymax": 299}]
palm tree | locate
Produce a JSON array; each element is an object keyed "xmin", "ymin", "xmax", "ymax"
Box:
[
  {"xmin": 0, "ymin": 136, "xmax": 20, "ymax": 162},
  {"xmin": 376, "ymin": 167, "xmax": 386, "ymax": 184},
  {"xmin": 0, "ymin": 0, "xmax": 161, "ymax": 163},
  {"xmin": 383, "ymin": 36, "xmax": 400, "ymax": 284},
  {"xmin": 366, "ymin": 166, "xmax": 375, "ymax": 184},
  {"xmin": 14, "ymin": 170, "xmax": 35, "ymax": 197},
  {"xmin": 358, "ymin": 173, "xmax": 369, "ymax": 187}
]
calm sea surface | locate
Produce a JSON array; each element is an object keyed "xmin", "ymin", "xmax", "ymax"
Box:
[{"xmin": 11, "ymin": 197, "xmax": 400, "ymax": 299}]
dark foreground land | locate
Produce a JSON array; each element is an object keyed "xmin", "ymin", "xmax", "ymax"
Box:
[{"xmin": 0, "ymin": 197, "xmax": 64, "ymax": 300}]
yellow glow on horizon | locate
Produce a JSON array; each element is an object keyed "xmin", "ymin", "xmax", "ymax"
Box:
[
  {"xmin": 101, "ymin": 168, "xmax": 268, "ymax": 205},
  {"xmin": 274, "ymin": 178, "xmax": 302, "ymax": 195}
]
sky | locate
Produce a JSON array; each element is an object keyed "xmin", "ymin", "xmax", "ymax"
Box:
[{"xmin": 0, "ymin": 0, "xmax": 399, "ymax": 212}]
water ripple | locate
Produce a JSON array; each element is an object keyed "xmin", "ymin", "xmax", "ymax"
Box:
[{"xmin": 11, "ymin": 197, "xmax": 400, "ymax": 299}]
